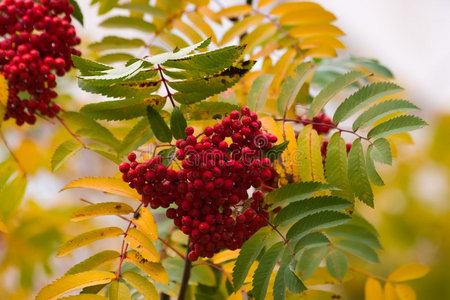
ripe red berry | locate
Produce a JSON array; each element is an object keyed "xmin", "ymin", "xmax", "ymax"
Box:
[
  {"xmin": 128, "ymin": 152, "xmax": 137, "ymax": 162},
  {"xmin": 119, "ymin": 162, "xmax": 130, "ymax": 173},
  {"xmin": 185, "ymin": 126, "xmax": 194, "ymax": 136}
]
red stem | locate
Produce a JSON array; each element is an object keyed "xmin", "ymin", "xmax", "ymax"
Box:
[
  {"xmin": 56, "ymin": 115, "xmax": 87, "ymax": 148},
  {"xmin": 157, "ymin": 64, "xmax": 176, "ymax": 108}
]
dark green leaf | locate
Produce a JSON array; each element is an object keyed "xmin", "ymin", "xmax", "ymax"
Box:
[
  {"xmin": 89, "ymin": 36, "xmax": 146, "ymax": 52},
  {"xmin": 294, "ymin": 232, "xmax": 330, "ymax": 252},
  {"xmin": 297, "ymin": 246, "xmax": 328, "ymax": 280},
  {"xmin": 78, "ymin": 76, "xmax": 159, "ymax": 99},
  {"xmin": 325, "ymin": 249, "xmax": 348, "ymax": 281},
  {"xmin": 366, "ymin": 146, "xmax": 385, "ymax": 186},
  {"xmin": 170, "ymin": 107, "xmax": 187, "ymax": 140},
  {"xmin": 251, "ymin": 242, "xmax": 284, "ymax": 300},
  {"xmin": 157, "ymin": 148, "xmax": 176, "ymax": 166},
  {"xmin": 264, "ymin": 182, "xmax": 332, "ymax": 208},
  {"xmin": 285, "ymin": 268, "xmax": 306, "ymax": 293},
  {"xmin": 347, "ymin": 139, "xmax": 373, "ymax": 207},
  {"xmin": 309, "ymin": 71, "xmax": 368, "ymax": 119},
  {"xmin": 370, "ymin": 138, "xmax": 392, "ymax": 165},
  {"xmin": 51, "ymin": 140, "xmax": 83, "ymax": 171},
  {"xmin": 334, "ymin": 239, "xmax": 379, "ymax": 263},
  {"xmin": 352, "ymin": 99, "xmax": 419, "ymax": 130},
  {"xmin": 367, "ymin": 115, "xmax": 427, "ymax": 139},
  {"xmin": 325, "ymin": 224, "xmax": 382, "ymax": 249},
  {"xmin": 146, "ymin": 106, "xmax": 172, "ymax": 143},
  {"xmin": 286, "ymin": 211, "xmax": 351, "ymax": 243},
  {"xmin": 100, "ymin": 16, "xmax": 156, "ymax": 32},
  {"xmin": 333, "ymin": 82, "xmax": 403, "ymax": 124},
  {"xmin": 69, "ymin": 0, "xmax": 84, "ymax": 25},
  {"xmin": 119, "ymin": 118, "xmax": 153, "ymax": 156},
  {"xmin": 232, "ymin": 227, "xmax": 271, "ymax": 291},
  {"xmin": 264, "ymin": 141, "xmax": 289, "ymax": 163}
]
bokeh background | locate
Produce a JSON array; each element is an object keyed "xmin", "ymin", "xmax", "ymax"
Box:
[{"xmin": 0, "ymin": 0, "xmax": 449, "ymax": 299}]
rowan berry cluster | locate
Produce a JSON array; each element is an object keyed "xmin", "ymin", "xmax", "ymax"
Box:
[
  {"xmin": 120, "ymin": 107, "xmax": 278, "ymax": 260},
  {"xmin": 0, "ymin": 0, "xmax": 81, "ymax": 125},
  {"xmin": 300, "ymin": 112, "xmax": 334, "ymax": 134}
]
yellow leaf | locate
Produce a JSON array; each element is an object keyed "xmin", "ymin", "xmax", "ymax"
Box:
[
  {"xmin": 36, "ymin": 271, "xmax": 115, "ymax": 300},
  {"xmin": 289, "ymin": 24, "xmax": 344, "ymax": 39},
  {"xmin": 121, "ymin": 271, "xmax": 159, "ymax": 300},
  {"xmin": 385, "ymin": 283, "xmax": 399, "ymax": 300},
  {"xmin": 0, "ymin": 219, "xmax": 7, "ymax": 233},
  {"xmin": 15, "ymin": 139, "xmax": 42, "ymax": 174},
  {"xmin": 212, "ymin": 249, "xmax": 240, "ymax": 264},
  {"xmin": 221, "ymin": 15, "xmax": 264, "ymax": 45},
  {"xmin": 132, "ymin": 207, "xmax": 158, "ymax": 242},
  {"xmin": 258, "ymin": 0, "xmax": 276, "ymax": 8},
  {"xmin": 124, "ymin": 227, "xmax": 160, "ymax": 262},
  {"xmin": 186, "ymin": 11, "xmax": 217, "ymax": 43},
  {"xmin": 388, "ymin": 263, "xmax": 430, "ymax": 282},
  {"xmin": 0, "ymin": 74, "xmax": 8, "ymax": 106},
  {"xmin": 297, "ymin": 125, "xmax": 325, "ymax": 182},
  {"xmin": 59, "ymin": 295, "xmax": 108, "ymax": 300},
  {"xmin": 65, "ymin": 250, "xmax": 121, "ymax": 275},
  {"xmin": 57, "ymin": 227, "xmax": 123, "ymax": 257},
  {"xmin": 395, "ymin": 284, "xmax": 416, "ymax": 300},
  {"xmin": 241, "ymin": 23, "xmax": 277, "ymax": 56},
  {"xmin": 70, "ymin": 202, "xmax": 134, "ymax": 222},
  {"xmin": 270, "ymin": 48, "xmax": 297, "ymax": 91},
  {"xmin": 108, "ymin": 280, "xmax": 132, "ymax": 300},
  {"xmin": 365, "ymin": 278, "xmax": 384, "ymax": 300},
  {"xmin": 216, "ymin": 4, "xmax": 253, "ymax": 18},
  {"xmin": 300, "ymin": 36, "xmax": 345, "ymax": 50},
  {"xmin": 227, "ymin": 291, "xmax": 243, "ymax": 300},
  {"xmin": 159, "ymin": 31, "xmax": 189, "ymax": 49},
  {"xmin": 173, "ymin": 19, "xmax": 203, "ymax": 43},
  {"xmin": 251, "ymin": 42, "xmax": 279, "ymax": 60},
  {"xmin": 198, "ymin": 6, "xmax": 221, "ymax": 23},
  {"xmin": 63, "ymin": 177, "xmax": 141, "ymax": 200},
  {"xmin": 304, "ymin": 46, "xmax": 337, "ymax": 58},
  {"xmin": 125, "ymin": 250, "xmax": 169, "ymax": 284},
  {"xmin": 280, "ymin": 8, "xmax": 336, "ymax": 26},
  {"xmin": 271, "ymin": 2, "xmax": 323, "ymax": 16}
]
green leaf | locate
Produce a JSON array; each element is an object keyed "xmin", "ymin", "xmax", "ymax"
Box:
[
  {"xmin": 351, "ymin": 57, "xmax": 393, "ymax": 78},
  {"xmin": 61, "ymin": 112, "xmax": 120, "ymax": 150},
  {"xmin": 286, "ymin": 211, "xmax": 351, "ymax": 243},
  {"xmin": 366, "ymin": 146, "xmax": 385, "ymax": 186},
  {"xmin": 294, "ymin": 232, "xmax": 330, "ymax": 251},
  {"xmin": 274, "ymin": 196, "xmax": 350, "ymax": 226},
  {"xmin": 145, "ymin": 38, "xmax": 211, "ymax": 65},
  {"xmin": 251, "ymin": 242, "xmax": 284, "ymax": 300},
  {"xmin": 100, "ymin": 16, "xmax": 156, "ymax": 32},
  {"xmin": 277, "ymin": 62, "xmax": 314, "ymax": 116},
  {"xmin": 163, "ymin": 45, "xmax": 245, "ymax": 76},
  {"xmin": 80, "ymin": 97, "xmax": 164, "ymax": 121},
  {"xmin": 108, "ymin": 281, "xmax": 131, "ymax": 300},
  {"xmin": 51, "ymin": 140, "xmax": 83, "ymax": 171},
  {"xmin": 171, "ymin": 60, "xmax": 255, "ymax": 104},
  {"xmin": 273, "ymin": 250, "xmax": 289, "ymax": 300},
  {"xmin": 180, "ymin": 101, "xmax": 240, "ymax": 120},
  {"xmin": 264, "ymin": 141, "xmax": 289, "ymax": 163},
  {"xmin": 147, "ymin": 106, "xmax": 172, "ymax": 143},
  {"xmin": 78, "ymin": 76, "xmax": 159, "ymax": 99},
  {"xmin": 232, "ymin": 227, "xmax": 271, "ymax": 291},
  {"xmin": 65, "ymin": 250, "xmax": 120, "ymax": 275},
  {"xmin": 0, "ymin": 171, "xmax": 26, "ymax": 219},
  {"xmin": 191, "ymin": 265, "xmax": 216, "ymax": 286},
  {"xmin": 121, "ymin": 271, "xmax": 158, "ymax": 299},
  {"xmin": 347, "ymin": 139, "xmax": 373, "ymax": 207},
  {"xmin": 117, "ymin": 3, "xmax": 167, "ymax": 18},
  {"xmin": 370, "ymin": 138, "xmax": 392, "ymax": 165},
  {"xmin": 308, "ymin": 71, "xmax": 368, "ymax": 118},
  {"xmin": 72, "ymin": 55, "xmax": 112, "ymax": 76},
  {"xmin": 69, "ymin": 0, "xmax": 84, "ymax": 25},
  {"xmin": 352, "ymin": 99, "xmax": 419, "ymax": 130},
  {"xmin": 367, "ymin": 115, "xmax": 427, "ymax": 139},
  {"xmin": 334, "ymin": 239, "xmax": 379, "ymax": 263},
  {"xmin": 325, "ymin": 249, "xmax": 348, "ymax": 281},
  {"xmin": 78, "ymin": 60, "xmax": 145, "ymax": 85},
  {"xmin": 157, "ymin": 148, "xmax": 176, "ymax": 166},
  {"xmin": 297, "ymin": 245, "xmax": 328, "ymax": 280},
  {"xmin": 88, "ymin": 143, "xmax": 121, "ymax": 164},
  {"xmin": 264, "ymin": 182, "xmax": 331, "ymax": 207},
  {"xmin": 325, "ymin": 132, "xmax": 353, "ymax": 201},
  {"xmin": 97, "ymin": 53, "xmax": 135, "ymax": 64},
  {"xmin": 89, "ymin": 36, "xmax": 146, "ymax": 52},
  {"xmin": 333, "ymin": 82, "xmax": 403, "ymax": 124},
  {"xmin": 118, "ymin": 118, "xmax": 153, "ymax": 156},
  {"xmin": 97, "ymin": 0, "xmax": 119, "ymax": 15},
  {"xmin": 170, "ymin": 107, "xmax": 187, "ymax": 140},
  {"xmin": 247, "ymin": 74, "xmax": 274, "ymax": 112},
  {"xmin": 325, "ymin": 224, "xmax": 382, "ymax": 249},
  {"xmin": 285, "ymin": 267, "xmax": 306, "ymax": 293}
]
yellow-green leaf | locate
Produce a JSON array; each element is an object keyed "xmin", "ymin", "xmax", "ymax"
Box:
[
  {"xmin": 36, "ymin": 271, "xmax": 115, "ymax": 300},
  {"xmin": 109, "ymin": 281, "xmax": 132, "ymax": 300},
  {"xmin": 63, "ymin": 177, "xmax": 141, "ymax": 200},
  {"xmin": 365, "ymin": 278, "xmax": 383, "ymax": 300},
  {"xmin": 221, "ymin": 15, "xmax": 264, "ymax": 45},
  {"xmin": 395, "ymin": 284, "xmax": 416, "ymax": 300},
  {"xmin": 388, "ymin": 264, "xmax": 430, "ymax": 282},
  {"xmin": 59, "ymin": 295, "xmax": 108, "ymax": 300},
  {"xmin": 216, "ymin": 4, "xmax": 253, "ymax": 18},
  {"xmin": 385, "ymin": 282, "xmax": 399, "ymax": 300},
  {"xmin": 65, "ymin": 250, "xmax": 121, "ymax": 275},
  {"xmin": 124, "ymin": 227, "xmax": 160, "ymax": 262},
  {"xmin": 297, "ymin": 125, "xmax": 325, "ymax": 182},
  {"xmin": 70, "ymin": 202, "xmax": 134, "ymax": 222},
  {"xmin": 121, "ymin": 271, "xmax": 159, "ymax": 300},
  {"xmin": 132, "ymin": 207, "xmax": 158, "ymax": 242},
  {"xmin": 125, "ymin": 250, "xmax": 169, "ymax": 284},
  {"xmin": 57, "ymin": 227, "xmax": 123, "ymax": 257}
]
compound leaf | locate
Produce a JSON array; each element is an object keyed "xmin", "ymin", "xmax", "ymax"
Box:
[{"xmin": 367, "ymin": 115, "xmax": 427, "ymax": 139}]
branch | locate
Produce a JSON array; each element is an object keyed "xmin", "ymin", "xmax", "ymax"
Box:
[
  {"xmin": 177, "ymin": 241, "xmax": 192, "ymax": 300},
  {"xmin": 157, "ymin": 64, "xmax": 176, "ymax": 108},
  {"xmin": 349, "ymin": 267, "xmax": 388, "ymax": 282},
  {"xmin": 56, "ymin": 115, "xmax": 87, "ymax": 148}
]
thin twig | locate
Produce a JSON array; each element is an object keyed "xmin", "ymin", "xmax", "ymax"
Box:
[
  {"xmin": 0, "ymin": 130, "xmax": 26, "ymax": 175},
  {"xmin": 158, "ymin": 237, "xmax": 186, "ymax": 259},
  {"xmin": 56, "ymin": 115, "xmax": 86, "ymax": 148},
  {"xmin": 349, "ymin": 267, "xmax": 388, "ymax": 282},
  {"xmin": 178, "ymin": 242, "xmax": 192, "ymax": 300},
  {"xmin": 157, "ymin": 64, "xmax": 176, "ymax": 107}
]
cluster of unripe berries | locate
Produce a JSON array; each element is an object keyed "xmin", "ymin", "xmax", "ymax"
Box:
[
  {"xmin": 120, "ymin": 107, "xmax": 278, "ymax": 260},
  {"xmin": 0, "ymin": 0, "xmax": 81, "ymax": 125}
]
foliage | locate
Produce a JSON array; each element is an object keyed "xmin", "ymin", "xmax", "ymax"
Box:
[{"xmin": 0, "ymin": 0, "xmax": 433, "ymax": 299}]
